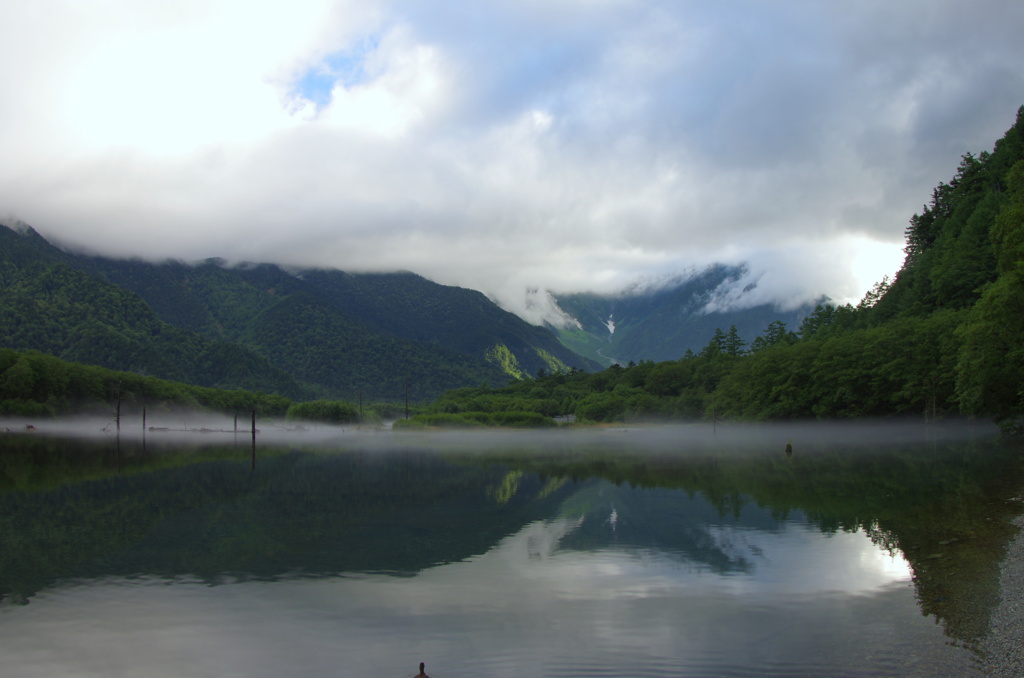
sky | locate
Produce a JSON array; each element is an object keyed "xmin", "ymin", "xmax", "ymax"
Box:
[{"xmin": 2, "ymin": 1, "xmax": 1023, "ymax": 323}]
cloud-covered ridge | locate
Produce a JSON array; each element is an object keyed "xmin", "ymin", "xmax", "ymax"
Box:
[{"xmin": 1, "ymin": 0, "xmax": 1020, "ymax": 323}]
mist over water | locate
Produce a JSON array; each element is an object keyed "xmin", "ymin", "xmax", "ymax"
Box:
[{"xmin": 3, "ymin": 412, "xmax": 997, "ymax": 450}]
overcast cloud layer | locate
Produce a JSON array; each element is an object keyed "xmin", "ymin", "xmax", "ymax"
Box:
[{"xmin": 2, "ymin": 1, "xmax": 1022, "ymax": 321}]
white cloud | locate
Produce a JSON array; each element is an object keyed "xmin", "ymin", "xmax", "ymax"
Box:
[{"xmin": 1, "ymin": 0, "xmax": 1021, "ymax": 321}]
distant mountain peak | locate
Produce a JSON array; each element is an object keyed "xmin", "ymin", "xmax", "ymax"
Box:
[{"xmin": 548, "ymin": 265, "xmax": 818, "ymax": 365}]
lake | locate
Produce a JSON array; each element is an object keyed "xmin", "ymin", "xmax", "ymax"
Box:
[{"xmin": 1, "ymin": 418, "xmax": 1022, "ymax": 677}]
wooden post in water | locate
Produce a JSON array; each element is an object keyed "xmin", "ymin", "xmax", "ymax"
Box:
[
  {"xmin": 113, "ymin": 380, "xmax": 122, "ymax": 432},
  {"xmin": 251, "ymin": 409, "xmax": 256, "ymax": 470}
]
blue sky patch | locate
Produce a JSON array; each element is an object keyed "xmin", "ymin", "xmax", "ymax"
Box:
[{"xmin": 293, "ymin": 38, "xmax": 380, "ymax": 110}]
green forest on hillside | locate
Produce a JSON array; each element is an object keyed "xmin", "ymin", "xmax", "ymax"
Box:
[{"xmin": 0, "ymin": 225, "xmax": 597, "ymax": 403}]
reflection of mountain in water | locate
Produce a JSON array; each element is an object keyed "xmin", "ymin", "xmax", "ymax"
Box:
[
  {"xmin": 554, "ymin": 482, "xmax": 794, "ymax": 576},
  {"xmin": 0, "ymin": 438, "xmax": 796, "ymax": 602}
]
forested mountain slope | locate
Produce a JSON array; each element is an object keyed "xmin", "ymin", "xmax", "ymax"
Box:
[
  {"xmin": 0, "ymin": 226, "xmax": 300, "ymax": 396},
  {"xmin": 295, "ymin": 269, "xmax": 580, "ymax": 372},
  {"xmin": 82, "ymin": 253, "xmax": 598, "ymax": 393},
  {"xmin": 871, "ymin": 105, "xmax": 1024, "ymax": 425},
  {"xmin": 0, "ymin": 224, "xmax": 597, "ymax": 401},
  {"xmin": 693, "ymin": 106, "xmax": 1024, "ymax": 426}
]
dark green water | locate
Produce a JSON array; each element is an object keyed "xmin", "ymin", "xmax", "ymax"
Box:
[{"xmin": 0, "ymin": 419, "xmax": 1022, "ymax": 677}]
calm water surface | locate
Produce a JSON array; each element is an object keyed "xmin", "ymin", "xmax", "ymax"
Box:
[{"xmin": 1, "ymin": 419, "xmax": 1022, "ymax": 677}]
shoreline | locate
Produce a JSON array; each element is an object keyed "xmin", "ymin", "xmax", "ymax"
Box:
[{"xmin": 980, "ymin": 512, "xmax": 1024, "ymax": 676}]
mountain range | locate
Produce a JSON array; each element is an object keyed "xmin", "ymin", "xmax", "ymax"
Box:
[
  {"xmin": 0, "ymin": 222, "xmax": 810, "ymax": 401},
  {"xmin": 0, "ymin": 223, "xmax": 597, "ymax": 401}
]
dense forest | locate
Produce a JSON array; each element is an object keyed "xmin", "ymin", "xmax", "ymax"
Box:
[
  {"xmin": 0, "ymin": 348, "xmax": 292, "ymax": 419},
  {"xmin": 405, "ymin": 107, "xmax": 1024, "ymax": 432},
  {"xmin": 0, "ymin": 347, "xmax": 419, "ymax": 424}
]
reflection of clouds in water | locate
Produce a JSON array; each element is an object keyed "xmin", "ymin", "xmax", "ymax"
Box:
[
  {"xmin": 702, "ymin": 523, "xmax": 912, "ymax": 596},
  {"xmin": 701, "ymin": 524, "xmax": 763, "ymax": 572},
  {"xmin": 372, "ymin": 515, "xmax": 913, "ymax": 612},
  {"xmin": 0, "ymin": 519, "xmax": 936, "ymax": 678}
]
